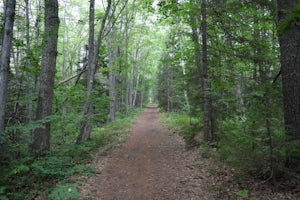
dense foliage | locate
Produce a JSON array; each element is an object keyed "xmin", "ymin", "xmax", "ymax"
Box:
[
  {"xmin": 0, "ymin": 0, "xmax": 300, "ymax": 198},
  {"xmin": 155, "ymin": 0, "xmax": 298, "ymax": 190},
  {"xmin": 0, "ymin": 110, "xmax": 138, "ymax": 199},
  {"xmin": 0, "ymin": 0, "xmax": 156, "ymax": 198}
]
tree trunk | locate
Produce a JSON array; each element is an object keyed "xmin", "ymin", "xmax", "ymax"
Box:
[
  {"xmin": 167, "ymin": 63, "xmax": 171, "ymax": 112},
  {"xmin": 140, "ymin": 76, "xmax": 145, "ymax": 109},
  {"xmin": 124, "ymin": 3, "xmax": 131, "ymax": 114},
  {"xmin": 108, "ymin": 22, "xmax": 116, "ymax": 122},
  {"xmin": 132, "ymin": 67, "xmax": 140, "ymax": 107},
  {"xmin": 0, "ymin": 1, "xmax": 5, "ymax": 50},
  {"xmin": 31, "ymin": 0, "xmax": 59, "ymax": 154},
  {"xmin": 179, "ymin": 31, "xmax": 190, "ymax": 110},
  {"xmin": 77, "ymin": 0, "xmax": 95, "ymax": 143},
  {"xmin": 277, "ymin": 0, "xmax": 300, "ymax": 168},
  {"xmin": 189, "ymin": 0, "xmax": 202, "ymax": 92},
  {"xmin": 0, "ymin": 0, "xmax": 16, "ymax": 132},
  {"xmin": 129, "ymin": 66, "xmax": 134, "ymax": 108},
  {"xmin": 201, "ymin": 0, "xmax": 212, "ymax": 142},
  {"xmin": 25, "ymin": 0, "xmax": 34, "ymax": 122},
  {"xmin": 77, "ymin": 0, "xmax": 112, "ymax": 143}
]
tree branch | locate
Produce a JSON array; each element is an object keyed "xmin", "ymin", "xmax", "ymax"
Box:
[
  {"xmin": 56, "ymin": 64, "xmax": 87, "ymax": 88},
  {"xmin": 104, "ymin": 0, "xmax": 129, "ymax": 38},
  {"xmin": 272, "ymin": 69, "xmax": 281, "ymax": 84}
]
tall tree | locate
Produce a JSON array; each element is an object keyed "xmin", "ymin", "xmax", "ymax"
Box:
[
  {"xmin": 107, "ymin": 20, "xmax": 117, "ymax": 122},
  {"xmin": 201, "ymin": 0, "xmax": 212, "ymax": 141},
  {"xmin": 25, "ymin": 0, "xmax": 34, "ymax": 122},
  {"xmin": 277, "ymin": 0, "xmax": 300, "ymax": 168},
  {"xmin": 0, "ymin": 0, "xmax": 16, "ymax": 132},
  {"xmin": 31, "ymin": 0, "xmax": 59, "ymax": 154},
  {"xmin": 77, "ymin": 0, "xmax": 95, "ymax": 143},
  {"xmin": 77, "ymin": 0, "xmax": 112, "ymax": 143}
]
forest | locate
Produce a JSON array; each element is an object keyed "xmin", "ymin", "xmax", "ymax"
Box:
[{"xmin": 0, "ymin": 0, "xmax": 300, "ymax": 199}]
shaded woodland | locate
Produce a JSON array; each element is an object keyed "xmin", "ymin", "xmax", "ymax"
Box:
[{"xmin": 0, "ymin": 0, "xmax": 300, "ymax": 199}]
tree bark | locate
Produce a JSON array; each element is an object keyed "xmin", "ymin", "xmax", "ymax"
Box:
[
  {"xmin": 124, "ymin": 2, "xmax": 131, "ymax": 114},
  {"xmin": 108, "ymin": 21, "xmax": 117, "ymax": 122},
  {"xmin": 140, "ymin": 76, "xmax": 145, "ymax": 109},
  {"xmin": 77, "ymin": 0, "xmax": 95, "ymax": 143},
  {"xmin": 25, "ymin": 0, "xmax": 34, "ymax": 122},
  {"xmin": 31, "ymin": 0, "xmax": 59, "ymax": 154},
  {"xmin": 277, "ymin": 0, "xmax": 300, "ymax": 168},
  {"xmin": 77, "ymin": 0, "xmax": 112, "ymax": 143},
  {"xmin": 0, "ymin": 0, "xmax": 16, "ymax": 132},
  {"xmin": 0, "ymin": 1, "xmax": 5, "ymax": 49},
  {"xmin": 201, "ymin": 0, "xmax": 212, "ymax": 142},
  {"xmin": 132, "ymin": 36, "xmax": 142, "ymax": 107},
  {"xmin": 190, "ymin": 15, "xmax": 202, "ymax": 89},
  {"xmin": 129, "ymin": 65, "xmax": 134, "ymax": 108},
  {"xmin": 179, "ymin": 30, "xmax": 190, "ymax": 110}
]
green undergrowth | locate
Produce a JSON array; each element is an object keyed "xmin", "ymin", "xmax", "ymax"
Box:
[
  {"xmin": 160, "ymin": 111, "xmax": 293, "ymax": 198},
  {"xmin": 159, "ymin": 112, "xmax": 215, "ymax": 158},
  {"xmin": 159, "ymin": 112, "xmax": 203, "ymax": 146},
  {"xmin": 159, "ymin": 112, "xmax": 262, "ymax": 198},
  {"xmin": 0, "ymin": 109, "xmax": 140, "ymax": 200}
]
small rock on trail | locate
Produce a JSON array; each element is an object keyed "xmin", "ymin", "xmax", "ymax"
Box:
[{"xmin": 79, "ymin": 105, "xmax": 212, "ymax": 200}]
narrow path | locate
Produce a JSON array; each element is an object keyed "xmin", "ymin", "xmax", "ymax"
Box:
[{"xmin": 80, "ymin": 106, "xmax": 211, "ymax": 200}]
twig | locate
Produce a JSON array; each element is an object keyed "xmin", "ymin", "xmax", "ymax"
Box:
[
  {"xmin": 56, "ymin": 65, "xmax": 87, "ymax": 88},
  {"xmin": 272, "ymin": 69, "xmax": 281, "ymax": 83}
]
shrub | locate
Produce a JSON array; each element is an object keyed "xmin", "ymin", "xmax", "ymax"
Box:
[
  {"xmin": 160, "ymin": 112, "xmax": 203, "ymax": 146},
  {"xmin": 31, "ymin": 156, "xmax": 74, "ymax": 180},
  {"xmin": 0, "ymin": 187, "xmax": 8, "ymax": 200},
  {"xmin": 48, "ymin": 184, "xmax": 79, "ymax": 200},
  {"xmin": 0, "ymin": 108, "xmax": 140, "ymax": 199},
  {"xmin": 218, "ymin": 116, "xmax": 286, "ymax": 176}
]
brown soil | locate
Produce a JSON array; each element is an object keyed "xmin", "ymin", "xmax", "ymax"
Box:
[
  {"xmin": 78, "ymin": 105, "xmax": 300, "ymax": 200},
  {"xmin": 79, "ymin": 105, "xmax": 212, "ymax": 200}
]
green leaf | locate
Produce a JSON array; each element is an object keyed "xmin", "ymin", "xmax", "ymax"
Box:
[
  {"xmin": 48, "ymin": 184, "xmax": 79, "ymax": 200},
  {"xmin": 235, "ymin": 189, "xmax": 249, "ymax": 198},
  {"xmin": 0, "ymin": 196, "xmax": 9, "ymax": 200},
  {"xmin": 278, "ymin": 3, "xmax": 300, "ymax": 35},
  {"xmin": 0, "ymin": 187, "xmax": 8, "ymax": 200},
  {"xmin": 10, "ymin": 165, "xmax": 30, "ymax": 176}
]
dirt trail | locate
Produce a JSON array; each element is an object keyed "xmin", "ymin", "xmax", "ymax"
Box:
[{"xmin": 80, "ymin": 105, "xmax": 211, "ymax": 200}]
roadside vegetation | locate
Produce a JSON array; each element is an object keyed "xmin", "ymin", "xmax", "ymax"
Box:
[
  {"xmin": 0, "ymin": 109, "xmax": 140, "ymax": 200},
  {"xmin": 160, "ymin": 111, "xmax": 298, "ymax": 199}
]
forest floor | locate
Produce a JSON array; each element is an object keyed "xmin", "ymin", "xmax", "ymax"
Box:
[{"xmin": 78, "ymin": 105, "xmax": 299, "ymax": 200}]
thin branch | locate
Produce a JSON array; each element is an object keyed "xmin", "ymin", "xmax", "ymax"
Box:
[
  {"xmin": 94, "ymin": 0, "xmax": 112, "ymax": 72},
  {"xmin": 104, "ymin": 0, "xmax": 129, "ymax": 37},
  {"xmin": 56, "ymin": 64, "xmax": 87, "ymax": 87},
  {"xmin": 272, "ymin": 69, "xmax": 281, "ymax": 83}
]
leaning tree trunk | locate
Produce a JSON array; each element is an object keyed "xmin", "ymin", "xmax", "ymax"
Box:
[
  {"xmin": 0, "ymin": 0, "xmax": 16, "ymax": 132},
  {"xmin": 77, "ymin": 0, "xmax": 112, "ymax": 143},
  {"xmin": 31, "ymin": 0, "xmax": 59, "ymax": 154},
  {"xmin": 77, "ymin": 0, "xmax": 95, "ymax": 143},
  {"xmin": 277, "ymin": 0, "xmax": 300, "ymax": 168}
]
